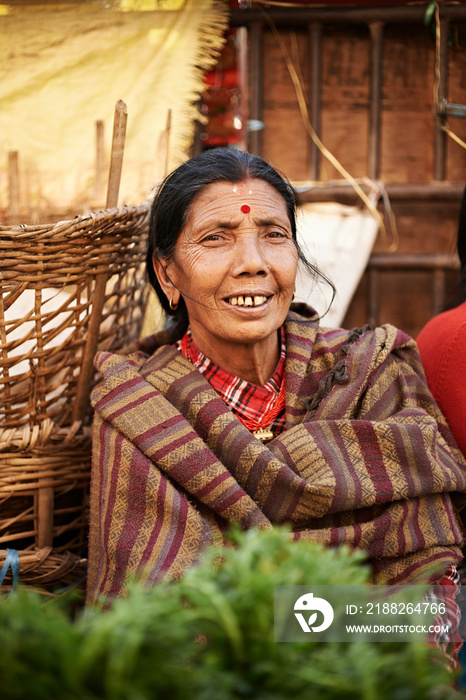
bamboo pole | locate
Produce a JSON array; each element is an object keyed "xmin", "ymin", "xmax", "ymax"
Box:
[
  {"xmin": 95, "ymin": 120, "xmax": 105, "ymax": 204},
  {"xmin": 164, "ymin": 109, "xmax": 171, "ymax": 178},
  {"xmin": 230, "ymin": 5, "xmax": 466, "ymax": 27},
  {"xmin": 434, "ymin": 17, "xmax": 450, "ymax": 181},
  {"xmin": 308, "ymin": 23, "xmax": 322, "ymax": 180},
  {"xmin": 37, "ymin": 487, "xmax": 54, "ymax": 548},
  {"xmin": 106, "ymin": 100, "xmax": 128, "ymax": 208},
  {"xmin": 368, "ymin": 22, "xmax": 384, "ymax": 180},
  {"xmin": 248, "ymin": 21, "xmax": 263, "ymax": 156},
  {"xmin": 8, "ymin": 151, "xmax": 20, "ymax": 219},
  {"xmin": 298, "ymin": 182, "xmax": 464, "ymax": 204},
  {"xmin": 73, "ymin": 100, "xmax": 128, "ymax": 423},
  {"xmin": 155, "ymin": 108, "xmax": 172, "ymax": 180}
]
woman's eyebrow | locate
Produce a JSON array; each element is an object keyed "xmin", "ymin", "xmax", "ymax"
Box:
[
  {"xmin": 254, "ymin": 217, "xmax": 290, "ymax": 229},
  {"xmin": 211, "ymin": 219, "xmax": 241, "ymax": 229},
  {"xmin": 200, "ymin": 216, "xmax": 290, "ymax": 230}
]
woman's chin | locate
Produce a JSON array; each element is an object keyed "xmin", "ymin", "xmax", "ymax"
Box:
[{"xmin": 215, "ymin": 318, "xmax": 283, "ymax": 349}]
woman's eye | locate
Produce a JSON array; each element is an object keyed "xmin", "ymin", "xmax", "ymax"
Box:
[
  {"xmin": 267, "ymin": 230, "xmax": 287, "ymax": 238},
  {"xmin": 203, "ymin": 234, "xmax": 222, "ymax": 242}
]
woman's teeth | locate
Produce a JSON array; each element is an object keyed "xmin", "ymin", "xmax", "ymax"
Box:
[{"xmin": 228, "ymin": 295, "xmax": 267, "ymax": 307}]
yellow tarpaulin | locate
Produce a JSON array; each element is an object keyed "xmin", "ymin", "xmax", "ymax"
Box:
[{"xmin": 0, "ymin": 0, "xmax": 229, "ymax": 213}]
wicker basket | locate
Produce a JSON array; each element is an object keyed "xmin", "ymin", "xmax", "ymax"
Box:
[{"xmin": 0, "ymin": 204, "xmax": 149, "ymax": 590}]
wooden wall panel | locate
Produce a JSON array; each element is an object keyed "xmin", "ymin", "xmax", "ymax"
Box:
[
  {"xmin": 380, "ymin": 25, "xmax": 434, "ymax": 182},
  {"xmin": 262, "ymin": 31, "xmax": 310, "ymax": 180},
  {"xmin": 320, "ymin": 27, "xmax": 369, "ymax": 180},
  {"xmin": 260, "ymin": 22, "xmax": 446, "ymax": 183},
  {"xmin": 259, "ymin": 22, "xmax": 466, "ymax": 186},
  {"xmin": 343, "ymin": 267, "xmax": 460, "ymax": 338},
  {"xmin": 373, "ymin": 201, "xmax": 459, "ymax": 255},
  {"xmin": 343, "ymin": 199, "xmax": 461, "ymax": 337}
]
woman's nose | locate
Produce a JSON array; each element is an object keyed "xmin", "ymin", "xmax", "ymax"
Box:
[{"xmin": 232, "ymin": 236, "xmax": 268, "ymax": 276}]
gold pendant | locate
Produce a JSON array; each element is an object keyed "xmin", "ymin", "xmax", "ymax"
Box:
[{"xmin": 253, "ymin": 426, "xmax": 274, "ymax": 443}]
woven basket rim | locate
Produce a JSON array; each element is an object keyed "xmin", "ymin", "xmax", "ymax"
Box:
[{"xmin": 0, "ymin": 201, "xmax": 150, "ymax": 234}]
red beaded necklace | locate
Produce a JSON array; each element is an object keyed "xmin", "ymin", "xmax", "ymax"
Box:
[{"xmin": 237, "ymin": 377, "xmax": 286, "ymax": 442}]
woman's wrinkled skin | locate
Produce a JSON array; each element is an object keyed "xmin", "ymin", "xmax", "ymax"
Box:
[{"xmin": 154, "ymin": 179, "xmax": 298, "ymax": 385}]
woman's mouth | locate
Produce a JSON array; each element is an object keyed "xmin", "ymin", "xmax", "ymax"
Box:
[{"xmin": 226, "ymin": 295, "xmax": 269, "ymax": 307}]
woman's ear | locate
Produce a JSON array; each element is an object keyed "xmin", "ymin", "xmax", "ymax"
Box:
[{"xmin": 153, "ymin": 252, "xmax": 181, "ymax": 307}]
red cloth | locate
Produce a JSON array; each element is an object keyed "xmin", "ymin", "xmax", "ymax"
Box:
[{"xmin": 417, "ymin": 300, "xmax": 466, "ymax": 460}]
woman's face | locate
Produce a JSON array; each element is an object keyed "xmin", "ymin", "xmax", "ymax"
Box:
[{"xmin": 156, "ymin": 178, "xmax": 298, "ymax": 360}]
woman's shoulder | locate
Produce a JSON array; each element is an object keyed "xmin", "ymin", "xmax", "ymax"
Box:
[
  {"xmin": 285, "ymin": 305, "xmax": 422, "ymax": 404},
  {"xmin": 417, "ymin": 300, "xmax": 466, "ymax": 354},
  {"xmin": 417, "ymin": 300, "xmax": 466, "ymax": 395},
  {"xmin": 417, "ymin": 301, "xmax": 466, "ymax": 381},
  {"xmin": 286, "ymin": 303, "xmax": 413, "ymax": 359},
  {"xmin": 94, "ymin": 322, "xmax": 184, "ymax": 371},
  {"xmin": 91, "ymin": 327, "xmax": 186, "ymax": 414}
]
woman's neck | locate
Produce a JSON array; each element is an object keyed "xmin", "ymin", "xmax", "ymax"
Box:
[{"xmin": 189, "ymin": 327, "xmax": 280, "ymax": 387}]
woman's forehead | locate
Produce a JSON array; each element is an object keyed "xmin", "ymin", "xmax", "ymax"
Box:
[{"xmin": 186, "ymin": 178, "xmax": 289, "ymax": 222}]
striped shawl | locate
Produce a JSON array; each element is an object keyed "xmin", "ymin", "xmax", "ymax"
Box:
[{"xmin": 87, "ymin": 307, "xmax": 466, "ymax": 603}]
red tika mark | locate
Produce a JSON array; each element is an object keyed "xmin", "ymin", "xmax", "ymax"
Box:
[{"xmin": 241, "ymin": 204, "xmax": 250, "ymax": 214}]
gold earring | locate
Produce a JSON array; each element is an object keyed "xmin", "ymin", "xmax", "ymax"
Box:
[
  {"xmin": 169, "ymin": 299, "xmax": 178, "ymax": 311},
  {"xmin": 292, "ymin": 293, "xmax": 295, "ymax": 301}
]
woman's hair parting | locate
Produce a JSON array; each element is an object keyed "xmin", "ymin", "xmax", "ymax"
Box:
[{"xmin": 146, "ymin": 147, "xmax": 333, "ymax": 327}]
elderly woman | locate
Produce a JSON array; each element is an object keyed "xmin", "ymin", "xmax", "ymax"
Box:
[{"xmin": 87, "ymin": 148, "xmax": 466, "ymax": 604}]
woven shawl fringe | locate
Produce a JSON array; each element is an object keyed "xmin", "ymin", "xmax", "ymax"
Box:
[{"xmin": 306, "ymin": 324, "xmax": 373, "ymax": 417}]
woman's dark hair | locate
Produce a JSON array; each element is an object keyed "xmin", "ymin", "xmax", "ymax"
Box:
[
  {"xmin": 455, "ymin": 186, "xmax": 466, "ymax": 304},
  {"xmin": 445, "ymin": 185, "xmax": 466, "ymax": 310},
  {"xmin": 147, "ymin": 147, "xmax": 332, "ymax": 330}
]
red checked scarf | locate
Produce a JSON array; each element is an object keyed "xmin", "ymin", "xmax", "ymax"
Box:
[
  {"xmin": 175, "ymin": 326, "xmax": 287, "ymax": 436},
  {"xmin": 87, "ymin": 306, "xmax": 466, "ymax": 604}
]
